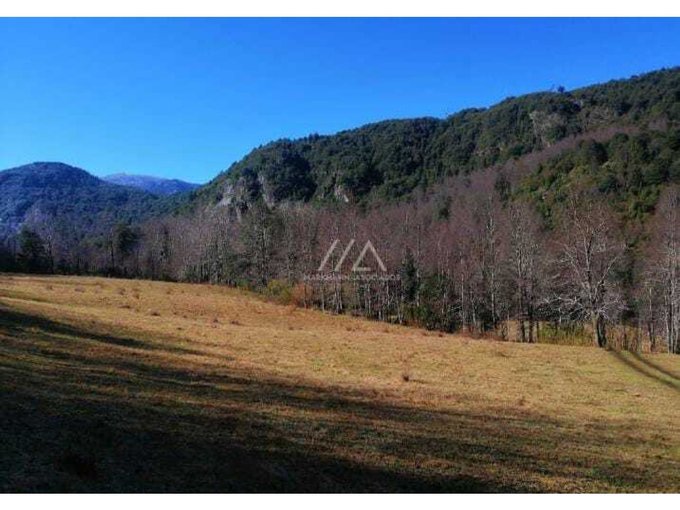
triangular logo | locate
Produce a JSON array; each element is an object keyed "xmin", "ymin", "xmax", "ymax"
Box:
[
  {"xmin": 351, "ymin": 240, "xmax": 387, "ymax": 272},
  {"xmin": 317, "ymin": 239, "xmax": 387, "ymax": 273}
]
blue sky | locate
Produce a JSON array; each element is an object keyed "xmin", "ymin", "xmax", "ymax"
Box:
[{"xmin": 1, "ymin": 18, "xmax": 679, "ymax": 183}]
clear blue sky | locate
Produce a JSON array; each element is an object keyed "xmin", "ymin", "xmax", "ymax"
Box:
[{"xmin": 1, "ymin": 18, "xmax": 679, "ymax": 183}]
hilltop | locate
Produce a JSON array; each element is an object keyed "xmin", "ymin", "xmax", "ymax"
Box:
[
  {"xmin": 0, "ymin": 162, "xmax": 189, "ymax": 242},
  {"xmin": 190, "ymin": 67, "xmax": 680, "ymax": 213},
  {"xmin": 0, "ymin": 162, "xmax": 170, "ymax": 239},
  {"xmin": 103, "ymin": 173, "xmax": 199, "ymax": 196}
]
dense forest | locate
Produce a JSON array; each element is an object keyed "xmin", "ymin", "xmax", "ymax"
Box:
[
  {"xmin": 2, "ymin": 68, "xmax": 680, "ymax": 354},
  {"xmin": 0, "ymin": 162, "xmax": 183, "ymax": 240},
  {"xmin": 192, "ymin": 67, "xmax": 680, "ymax": 209}
]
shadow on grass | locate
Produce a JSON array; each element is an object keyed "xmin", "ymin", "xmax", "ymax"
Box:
[
  {"xmin": 0, "ymin": 303, "xmax": 677, "ymax": 493},
  {"xmin": 630, "ymin": 352, "xmax": 680, "ymax": 383},
  {"xmin": 0, "ymin": 305, "xmax": 206, "ymax": 356},
  {"xmin": 609, "ymin": 351, "xmax": 680, "ymax": 394}
]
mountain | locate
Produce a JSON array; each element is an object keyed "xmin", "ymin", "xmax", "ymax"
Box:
[
  {"xmin": 189, "ymin": 67, "xmax": 680, "ymax": 213},
  {"xmin": 103, "ymin": 173, "xmax": 199, "ymax": 196},
  {"xmin": 3, "ymin": 68, "xmax": 680, "ymax": 241},
  {"xmin": 0, "ymin": 162, "xmax": 167, "ymax": 239}
]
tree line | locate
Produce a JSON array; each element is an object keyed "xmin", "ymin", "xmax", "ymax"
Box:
[{"xmin": 2, "ymin": 177, "xmax": 679, "ymax": 355}]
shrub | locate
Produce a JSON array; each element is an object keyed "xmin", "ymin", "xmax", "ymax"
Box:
[{"xmin": 265, "ymin": 279, "xmax": 293, "ymax": 304}]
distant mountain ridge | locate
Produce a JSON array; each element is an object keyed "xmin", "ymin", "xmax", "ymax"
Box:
[
  {"xmin": 0, "ymin": 162, "xmax": 169, "ymax": 239},
  {"xmin": 103, "ymin": 173, "xmax": 199, "ymax": 196}
]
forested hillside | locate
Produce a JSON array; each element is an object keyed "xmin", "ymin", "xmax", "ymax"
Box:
[
  {"xmin": 0, "ymin": 162, "xmax": 185, "ymax": 272},
  {"xmin": 192, "ymin": 67, "xmax": 680, "ymax": 211},
  {"xmin": 520, "ymin": 127, "xmax": 680, "ymax": 223},
  {"xmin": 0, "ymin": 163, "xmax": 169, "ymax": 237}
]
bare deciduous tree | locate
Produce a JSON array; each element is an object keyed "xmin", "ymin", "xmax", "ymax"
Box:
[
  {"xmin": 508, "ymin": 201, "xmax": 544, "ymax": 342},
  {"xmin": 646, "ymin": 186, "xmax": 680, "ymax": 353},
  {"xmin": 551, "ymin": 194, "xmax": 626, "ymax": 348}
]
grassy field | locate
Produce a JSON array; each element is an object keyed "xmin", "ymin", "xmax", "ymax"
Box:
[{"xmin": 1, "ymin": 274, "xmax": 679, "ymax": 493}]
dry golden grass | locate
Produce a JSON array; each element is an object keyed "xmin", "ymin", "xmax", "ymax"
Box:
[{"xmin": 1, "ymin": 274, "xmax": 679, "ymax": 492}]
